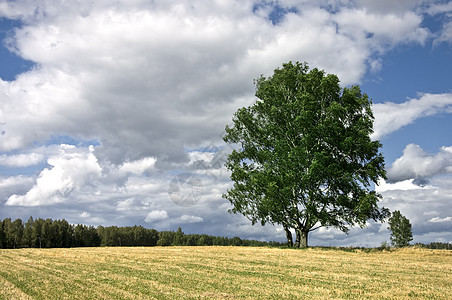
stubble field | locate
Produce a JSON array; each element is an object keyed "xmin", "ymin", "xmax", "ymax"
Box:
[{"xmin": 0, "ymin": 246, "xmax": 451, "ymax": 299}]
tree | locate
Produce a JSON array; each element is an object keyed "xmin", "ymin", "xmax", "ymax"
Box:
[
  {"xmin": 23, "ymin": 216, "xmax": 34, "ymax": 248},
  {"xmin": 0, "ymin": 219, "xmax": 4, "ymax": 248},
  {"xmin": 223, "ymin": 61, "xmax": 389, "ymax": 248},
  {"xmin": 388, "ymin": 210, "xmax": 413, "ymax": 247},
  {"xmin": 173, "ymin": 227, "xmax": 185, "ymax": 246},
  {"xmin": 156, "ymin": 231, "xmax": 174, "ymax": 246},
  {"xmin": 1, "ymin": 218, "xmax": 13, "ymax": 248},
  {"xmin": 56, "ymin": 219, "xmax": 73, "ymax": 248},
  {"xmin": 32, "ymin": 218, "xmax": 44, "ymax": 248},
  {"xmin": 41, "ymin": 218, "xmax": 57, "ymax": 248},
  {"xmin": 12, "ymin": 219, "xmax": 24, "ymax": 249}
]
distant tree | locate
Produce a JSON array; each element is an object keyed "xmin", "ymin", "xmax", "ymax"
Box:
[
  {"xmin": 173, "ymin": 227, "xmax": 185, "ymax": 246},
  {"xmin": 23, "ymin": 216, "xmax": 34, "ymax": 248},
  {"xmin": 99, "ymin": 226, "xmax": 121, "ymax": 246},
  {"xmin": 86, "ymin": 226, "xmax": 101, "ymax": 247},
  {"xmin": 2, "ymin": 218, "xmax": 20, "ymax": 248},
  {"xmin": 73, "ymin": 224, "xmax": 85, "ymax": 247},
  {"xmin": 388, "ymin": 210, "xmax": 413, "ymax": 247},
  {"xmin": 0, "ymin": 216, "xmax": 285, "ymax": 248},
  {"xmin": 133, "ymin": 226, "xmax": 149, "ymax": 246},
  {"xmin": 57, "ymin": 219, "xmax": 73, "ymax": 248},
  {"xmin": 231, "ymin": 236, "xmax": 242, "ymax": 246},
  {"xmin": 41, "ymin": 218, "xmax": 58, "ymax": 248},
  {"xmin": 0, "ymin": 219, "xmax": 4, "ymax": 248},
  {"xmin": 12, "ymin": 219, "xmax": 24, "ymax": 249},
  {"xmin": 32, "ymin": 218, "xmax": 44, "ymax": 248},
  {"xmin": 157, "ymin": 231, "xmax": 174, "ymax": 246},
  {"xmin": 1, "ymin": 218, "xmax": 12, "ymax": 248},
  {"xmin": 223, "ymin": 61, "xmax": 389, "ymax": 248},
  {"xmin": 184, "ymin": 234, "xmax": 198, "ymax": 246},
  {"xmin": 197, "ymin": 234, "xmax": 213, "ymax": 246},
  {"xmin": 119, "ymin": 227, "xmax": 134, "ymax": 246},
  {"xmin": 74, "ymin": 224, "xmax": 101, "ymax": 247},
  {"xmin": 146, "ymin": 228, "xmax": 159, "ymax": 246},
  {"xmin": 213, "ymin": 236, "xmax": 228, "ymax": 246}
]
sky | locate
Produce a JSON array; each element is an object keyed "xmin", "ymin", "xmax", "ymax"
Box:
[{"xmin": 0, "ymin": 0, "xmax": 451, "ymax": 247}]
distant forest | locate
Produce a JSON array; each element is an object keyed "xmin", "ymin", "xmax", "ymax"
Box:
[
  {"xmin": 1, "ymin": 217, "xmax": 450, "ymax": 250},
  {"xmin": 0, "ymin": 217, "xmax": 283, "ymax": 249}
]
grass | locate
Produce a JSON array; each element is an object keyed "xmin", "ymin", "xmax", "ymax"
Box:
[{"xmin": 0, "ymin": 246, "xmax": 451, "ymax": 299}]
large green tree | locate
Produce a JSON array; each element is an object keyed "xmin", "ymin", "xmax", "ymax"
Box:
[{"xmin": 223, "ymin": 62, "xmax": 389, "ymax": 248}]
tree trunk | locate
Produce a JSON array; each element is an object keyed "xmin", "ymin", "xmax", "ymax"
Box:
[
  {"xmin": 283, "ymin": 224, "xmax": 293, "ymax": 247},
  {"xmin": 295, "ymin": 228, "xmax": 308, "ymax": 248}
]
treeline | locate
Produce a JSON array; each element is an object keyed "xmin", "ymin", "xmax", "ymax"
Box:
[
  {"xmin": 0, "ymin": 217, "xmax": 282, "ymax": 249},
  {"xmin": 414, "ymin": 242, "xmax": 452, "ymax": 250}
]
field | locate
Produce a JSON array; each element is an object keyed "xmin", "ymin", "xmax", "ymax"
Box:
[{"xmin": 0, "ymin": 246, "xmax": 451, "ymax": 299}]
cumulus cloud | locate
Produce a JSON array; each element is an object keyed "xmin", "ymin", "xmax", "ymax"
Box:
[
  {"xmin": 118, "ymin": 157, "xmax": 156, "ymax": 176},
  {"xmin": 0, "ymin": 175, "xmax": 33, "ymax": 189},
  {"xmin": 372, "ymin": 93, "xmax": 452, "ymax": 139},
  {"xmin": 0, "ymin": 0, "xmax": 431, "ymax": 166},
  {"xmin": 386, "ymin": 144, "xmax": 452, "ymax": 182},
  {"xmin": 179, "ymin": 215, "xmax": 204, "ymax": 223},
  {"xmin": 0, "ymin": 176, "xmax": 35, "ymax": 204},
  {"xmin": 0, "ymin": 153, "xmax": 44, "ymax": 167},
  {"xmin": 376, "ymin": 178, "xmax": 427, "ymax": 192},
  {"xmin": 6, "ymin": 145, "xmax": 102, "ymax": 206},
  {"xmin": 428, "ymin": 216, "xmax": 452, "ymax": 223},
  {"xmin": 334, "ymin": 8, "xmax": 428, "ymax": 51},
  {"xmin": 354, "ymin": 0, "xmax": 426, "ymax": 14},
  {"xmin": 144, "ymin": 210, "xmax": 169, "ymax": 223}
]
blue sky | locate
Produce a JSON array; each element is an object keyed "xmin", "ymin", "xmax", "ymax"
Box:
[
  {"xmin": 0, "ymin": 0, "xmax": 451, "ymax": 247},
  {"xmin": 362, "ymin": 40, "xmax": 452, "ymax": 163}
]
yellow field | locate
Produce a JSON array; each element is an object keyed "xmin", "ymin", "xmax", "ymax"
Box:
[{"xmin": 0, "ymin": 246, "xmax": 451, "ymax": 299}]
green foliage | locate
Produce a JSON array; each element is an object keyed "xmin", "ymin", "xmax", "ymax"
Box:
[
  {"xmin": 377, "ymin": 241, "xmax": 390, "ymax": 251},
  {"xmin": 157, "ymin": 231, "xmax": 174, "ymax": 246},
  {"xmin": 388, "ymin": 210, "xmax": 413, "ymax": 248},
  {"xmin": 0, "ymin": 217, "xmax": 282, "ymax": 248},
  {"xmin": 414, "ymin": 242, "xmax": 452, "ymax": 250},
  {"xmin": 223, "ymin": 61, "xmax": 389, "ymax": 247}
]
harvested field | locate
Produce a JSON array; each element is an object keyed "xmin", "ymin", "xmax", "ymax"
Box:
[{"xmin": 0, "ymin": 246, "xmax": 451, "ymax": 299}]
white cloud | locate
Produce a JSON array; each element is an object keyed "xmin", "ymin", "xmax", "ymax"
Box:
[
  {"xmin": 5, "ymin": 145, "xmax": 102, "ymax": 206},
  {"xmin": 0, "ymin": 153, "xmax": 44, "ymax": 167},
  {"xmin": 376, "ymin": 178, "xmax": 428, "ymax": 192},
  {"xmin": 425, "ymin": 1, "xmax": 452, "ymax": 44},
  {"xmin": 188, "ymin": 151, "xmax": 214, "ymax": 165},
  {"xmin": 428, "ymin": 216, "xmax": 452, "ymax": 223},
  {"xmin": 386, "ymin": 144, "xmax": 452, "ymax": 182},
  {"xmin": 0, "ymin": 175, "xmax": 33, "ymax": 189},
  {"xmin": 0, "ymin": 0, "xmax": 431, "ymax": 166},
  {"xmin": 119, "ymin": 157, "xmax": 156, "ymax": 176},
  {"xmin": 354, "ymin": 0, "xmax": 426, "ymax": 14},
  {"xmin": 435, "ymin": 21, "xmax": 452, "ymax": 44},
  {"xmin": 425, "ymin": 2, "xmax": 452, "ymax": 15},
  {"xmin": 334, "ymin": 8, "xmax": 428, "ymax": 52},
  {"xmin": 144, "ymin": 210, "xmax": 169, "ymax": 223},
  {"xmin": 372, "ymin": 93, "xmax": 452, "ymax": 139},
  {"xmin": 80, "ymin": 211, "xmax": 90, "ymax": 218},
  {"xmin": 179, "ymin": 215, "xmax": 204, "ymax": 224}
]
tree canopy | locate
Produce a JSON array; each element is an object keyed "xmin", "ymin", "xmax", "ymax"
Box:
[{"xmin": 223, "ymin": 61, "xmax": 389, "ymax": 247}]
